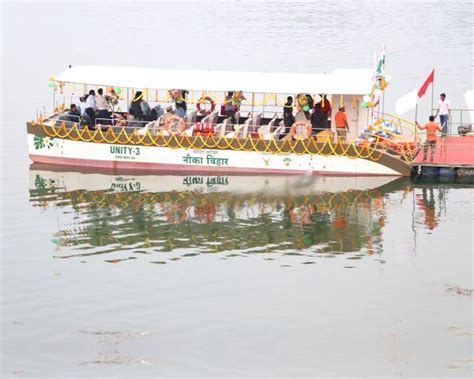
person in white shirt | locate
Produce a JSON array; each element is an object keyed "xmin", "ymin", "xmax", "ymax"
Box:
[
  {"xmin": 79, "ymin": 96, "xmax": 87, "ymax": 116},
  {"xmin": 95, "ymin": 88, "xmax": 110, "ymax": 124},
  {"xmin": 85, "ymin": 89, "xmax": 97, "ymax": 127},
  {"xmin": 96, "ymin": 88, "xmax": 109, "ymax": 110},
  {"xmin": 434, "ymin": 93, "xmax": 451, "ymax": 137}
]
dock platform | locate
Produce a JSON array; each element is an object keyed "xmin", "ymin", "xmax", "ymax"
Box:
[{"xmin": 412, "ymin": 136, "xmax": 474, "ymax": 179}]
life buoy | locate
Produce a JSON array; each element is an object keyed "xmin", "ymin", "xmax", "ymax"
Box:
[
  {"xmin": 290, "ymin": 121, "xmax": 312, "ymax": 140},
  {"xmin": 164, "ymin": 115, "xmax": 186, "ymax": 135},
  {"xmin": 196, "ymin": 96, "xmax": 216, "ymax": 116}
]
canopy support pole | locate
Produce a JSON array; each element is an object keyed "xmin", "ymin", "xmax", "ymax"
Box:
[
  {"xmin": 52, "ymin": 85, "xmax": 55, "ymax": 114},
  {"xmin": 127, "ymin": 88, "xmax": 129, "ymax": 111},
  {"xmin": 414, "ymin": 102, "xmax": 418, "ymax": 141},
  {"xmin": 251, "ymin": 92, "xmax": 255, "ymax": 117}
]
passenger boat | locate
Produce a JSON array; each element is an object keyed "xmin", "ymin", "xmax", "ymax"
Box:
[{"xmin": 27, "ymin": 65, "xmax": 418, "ymax": 176}]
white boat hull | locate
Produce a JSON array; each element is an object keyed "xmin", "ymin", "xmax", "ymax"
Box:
[{"xmin": 28, "ymin": 134, "xmax": 403, "ymax": 176}]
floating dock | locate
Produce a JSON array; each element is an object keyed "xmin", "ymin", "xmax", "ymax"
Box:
[{"xmin": 412, "ymin": 136, "xmax": 474, "ymax": 180}]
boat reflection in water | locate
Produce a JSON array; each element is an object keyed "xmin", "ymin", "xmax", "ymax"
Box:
[{"xmin": 29, "ymin": 164, "xmax": 412, "ymax": 262}]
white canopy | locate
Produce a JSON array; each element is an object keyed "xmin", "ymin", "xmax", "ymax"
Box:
[{"xmin": 55, "ymin": 65, "xmax": 374, "ymax": 95}]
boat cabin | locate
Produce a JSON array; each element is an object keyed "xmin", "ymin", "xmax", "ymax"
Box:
[{"xmin": 47, "ymin": 65, "xmax": 375, "ymax": 140}]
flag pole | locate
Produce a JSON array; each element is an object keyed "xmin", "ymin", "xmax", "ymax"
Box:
[
  {"xmin": 414, "ymin": 102, "xmax": 418, "ymax": 140},
  {"xmin": 431, "ymin": 72, "xmax": 435, "ymax": 115},
  {"xmin": 382, "ymin": 45, "xmax": 386, "ymax": 118}
]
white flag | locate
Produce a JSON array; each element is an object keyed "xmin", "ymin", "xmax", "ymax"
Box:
[{"xmin": 395, "ymin": 89, "xmax": 418, "ymax": 115}]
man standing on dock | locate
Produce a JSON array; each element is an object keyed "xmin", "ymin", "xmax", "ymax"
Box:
[
  {"xmin": 416, "ymin": 116, "xmax": 443, "ymax": 162},
  {"xmin": 434, "ymin": 93, "xmax": 451, "ymax": 137}
]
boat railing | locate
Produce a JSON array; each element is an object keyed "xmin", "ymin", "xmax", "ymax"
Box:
[
  {"xmin": 379, "ymin": 109, "xmax": 474, "ymax": 141},
  {"xmin": 377, "ymin": 112, "xmax": 416, "ymax": 135},
  {"xmin": 430, "ymin": 108, "xmax": 474, "ymax": 136},
  {"xmin": 31, "ymin": 116, "xmax": 420, "ymax": 164}
]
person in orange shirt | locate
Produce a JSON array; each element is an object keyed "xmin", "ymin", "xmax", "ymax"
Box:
[
  {"xmin": 416, "ymin": 115, "xmax": 443, "ymax": 161},
  {"xmin": 334, "ymin": 106, "xmax": 349, "ymax": 141}
]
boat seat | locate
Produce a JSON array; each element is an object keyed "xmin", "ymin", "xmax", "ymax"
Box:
[
  {"xmin": 250, "ymin": 112, "xmax": 263, "ymax": 133},
  {"xmin": 214, "ymin": 117, "xmax": 231, "ymax": 139},
  {"xmin": 137, "ymin": 116, "xmax": 163, "ymax": 136},
  {"xmin": 272, "ymin": 120, "xmax": 286, "ymax": 140},
  {"xmin": 257, "ymin": 115, "xmax": 278, "ymax": 140},
  {"xmin": 234, "ymin": 111, "xmax": 241, "ymax": 125},
  {"xmin": 182, "ymin": 124, "xmax": 194, "ymax": 137},
  {"xmin": 186, "ymin": 110, "xmax": 197, "ymax": 124},
  {"xmin": 226, "ymin": 118, "xmax": 251, "ymax": 139},
  {"xmin": 200, "ymin": 112, "xmax": 212, "ymax": 124},
  {"xmin": 208, "ymin": 110, "xmax": 219, "ymax": 125}
]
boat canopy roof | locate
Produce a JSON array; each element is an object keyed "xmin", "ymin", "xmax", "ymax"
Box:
[{"xmin": 55, "ymin": 65, "xmax": 374, "ymax": 95}]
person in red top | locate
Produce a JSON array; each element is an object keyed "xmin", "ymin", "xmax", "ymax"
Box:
[
  {"xmin": 314, "ymin": 95, "xmax": 332, "ymax": 130},
  {"xmin": 334, "ymin": 106, "xmax": 349, "ymax": 141},
  {"xmin": 416, "ymin": 115, "xmax": 443, "ymax": 161}
]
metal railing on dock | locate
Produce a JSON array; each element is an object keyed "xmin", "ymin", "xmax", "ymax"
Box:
[{"xmin": 431, "ymin": 108, "xmax": 474, "ymax": 137}]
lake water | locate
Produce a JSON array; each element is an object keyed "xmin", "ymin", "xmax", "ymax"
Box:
[{"xmin": 1, "ymin": 1, "xmax": 473, "ymax": 377}]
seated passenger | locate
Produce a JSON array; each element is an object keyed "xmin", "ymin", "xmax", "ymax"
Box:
[
  {"xmin": 111, "ymin": 113, "xmax": 127, "ymax": 127},
  {"xmin": 141, "ymin": 97, "xmax": 151, "ymax": 115},
  {"xmin": 161, "ymin": 106, "xmax": 175, "ymax": 125},
  {"xmin": 175, "ymin": 90, "xmax": 188, "ymax": 118},
  {"xmin": 130, "ymin": 91, "xmax": 144, "ymax": 120},
  {"xmin": 150, "ymin": 104, "xmax": 164, "ymax": 120},
  {"xmin": 67, "ymin": 104, "xmax": 81, "ymax": 123}
]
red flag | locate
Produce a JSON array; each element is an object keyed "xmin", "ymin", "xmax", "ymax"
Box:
[{"xmin": 417, "ymin": 69, "xmax": 435, "ymax": 98}]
